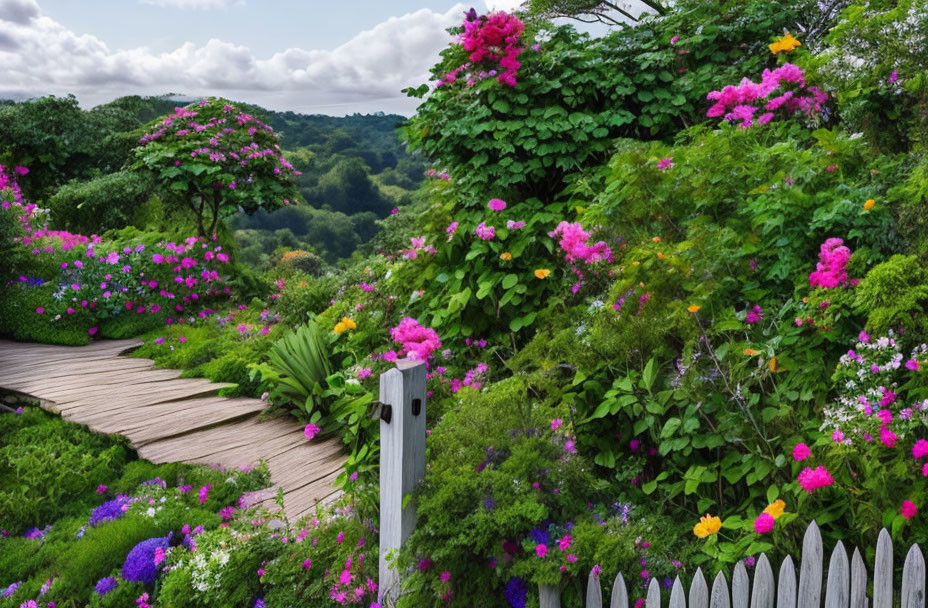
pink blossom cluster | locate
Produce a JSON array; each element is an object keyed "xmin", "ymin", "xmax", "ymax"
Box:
[
  {"xmin": 549, "ymin": 222, "xmax": 612, "ymax": 265},
  {"xmin": 808, "ymin": 238, "xmax": 851, "ymax": 288},
  {"xmin": 328, "ymin": 553, "xmax": 377, "ymax": 605},
  {"xmin": 438, "ymin": 10, "xmax": 525, "ymax": 88},
  {"xmin": 797, "ymin": 465, "xmax": 834, "ymax": 492},
  {"xmin": 390, "ymin": 317, "xmax": 442, "ymax": 361},
  {"xmin": 706, "ymin": 63, "xmax": 828, "ymax": 128}
]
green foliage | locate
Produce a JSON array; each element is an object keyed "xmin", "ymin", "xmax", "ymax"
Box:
[
  {"xmin": 854, "ymin": 255, "xmax": 928, "ymax": 340},
  {"xmin": 47, "ymin": 170, "xmax": 157, "ymax": 234}
]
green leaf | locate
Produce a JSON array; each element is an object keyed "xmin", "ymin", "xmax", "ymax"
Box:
[{"xmin": 501, "ymin": 274, "xmax": 518, "ymax": 289}]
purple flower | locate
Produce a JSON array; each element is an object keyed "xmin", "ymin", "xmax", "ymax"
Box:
[
  {"xmin": 122, "ymin": 534, "xmax": 172, "ymax": 584},
  {"xmin": 95, "ymin": 577, "xmax": 118, "ymax": 597},
  {"xmin": 90, "ymin": 495, "xmax": 132, "ymax": 527},
  {"xmin": 505, "ymin": 577, "xmax": 528, "ymax": 608}
]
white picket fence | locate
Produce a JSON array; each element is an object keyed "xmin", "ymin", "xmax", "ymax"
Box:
[
  {"xmin": 375, "ymin": 363, "xmax": 927, "ymax": 608},
  {"xmin": 540, "ymin": 521, "xmax": 925, "ymax": 608}
]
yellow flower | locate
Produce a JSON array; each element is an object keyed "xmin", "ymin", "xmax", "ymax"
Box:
[
  {"xmin": 764, "ymin": 499, "xmax": 786, "ymax": 520},
  {"xmin": 500, "ymin": 252, "xmax": 513, "ymax": 261},
  {"xmin": 744, "ymin": 348, "xmax": 760, "ymax": 356},
  {"xmin": 575, "ymin": 205, "xmax": 585, "ymax": 213},
  {"xmin": 687, "ymin": 305, "xmax": 701, "ymax": 314},
  {"xmin": 334, "ymin": 317, "xmax": 356, "ymax": 333},
  {"xmin": 639, "ymin": 282, "xmax": 645, "ymax": 288},
  {"xmin": 632, "ymin": 261, "xmax": 640, "ymax": 267},
  {"xmin": 693, "ymin": 514, "xmax": 722, "ymax": 538},
  {"xmin": 864, "ymin": 199, "xmax": 875, "ymax": 211},
  {"xmin": 769, "ymin": 33, "xmax": 801, "ymax": 55},
  {"xmin": 534, "ymin": 269, "xmax": 551, "ymax": 279}
]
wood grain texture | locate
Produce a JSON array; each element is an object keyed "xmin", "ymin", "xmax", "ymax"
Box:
[
  {"xmin": 873, "ymin": 529, "xmax": 893, "ymax": 608},
  {"xmin": 850, "ymin": 548, "xmax": 868, "ymax": 608},
  {"xmin": 0, "ymin": 339, "xmax": 343, "ymax": 521},
  {"xmin": 586, "ymin": 569, "xmax": 603, "ymax": 608},
  {"xmin": 799, "ymin": 521, "xmax": 824, "ymax": 608},
  {"xmin": 711, "ymin": 571, "xmax": 731, "ymax": 608},
  {"xmin": 690, "ymin": 568, "xmax": 709, "ymax": 608},
  {"xmin": 611, "ymin": 573, "xmax": 629, "ymax": 608},
  {"xmin": 901, "ymin": 544, "xmax": 925, "ymax": 608},
  {"xmin": 752, "ymin": 554, "xmax": 775, "ymax": 608},
  {"xmin": 825, "ymin": 541, "xmax": 850, "ymax": 608},
  {"xmin": 778, "ymin": 555, "xmax": 798, "ymax": 608},
  {"xmin": 733, "ymin": 561, "xmax": 750, "ymax": 608}
]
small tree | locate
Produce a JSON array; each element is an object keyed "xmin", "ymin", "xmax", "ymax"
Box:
[{"xmin": 133, "ymin": 98, "xmax": 301, "ymax": 236}]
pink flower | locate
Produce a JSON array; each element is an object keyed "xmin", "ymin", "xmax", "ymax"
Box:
[
  {"xmin": 336, "ymin": 531, "xmax": 345, "ymax": 544},
  {"xmin": 914, "ymin": 440, "xmax": 928, "ymax": 459},
  {"xmin": 475, "ymin": 222, "xmax": 496, "ymax": 241},
  {"xmin": 551, "ymin": 418, "xmax": 563, "ymax": 431},
  {"xmin": 592, "ymin": 564, "xmax": 602, "ymax": 579},
  {"xmin": 880, "ymin": 426, "xmax": 897, "ymax": 448},
  {"xmin": 792, "ymin": 443, "xmax": 811, "ymax": 461},
  {"xmin": 567, "ymin": 554, "xmax": 578, "ymax": 563},
  {"xmin": 558, "ymin": 535, "xmax": 572, "ymax": 551},
  {"xmin": 303, "ymin": 558, "xmax": 312, "ymax": 570},
  {"xmin": 670, "ymin": 35, "xmax": 679, "ymax": 45},
  {"xmin": 832, "ymin": 429, "xmax": 845, "ymax": 443},
  {"xmin": 96, "ymin": 485, "xmax": 107, "ymax": 493},
  {"xmin": 745, "ymin": 305, "xmax": 764, "ymax": 324},
  {"xmin": 656, "ymin": 157, "xmax": 674, "ymax": 170},
  {"xmin": 549, "ymin": 221, "xmax": 611, "ymax": 265},
  {"xmin": 809, "ymin": 238, "xmax": 851, "ymax": 288},
  {"xmin": 907, "ymin": 359, "xmax": 920, "ymax": 371},
  {"xmin": 440, "ymin": 571, "xmax": 451, "ymax": 583},
  {"xmin": 797, "ymin": 466, "xmax": 834, "ymax": 492},
  {"xmin": 304, "ymin": 423, "xmax": 321, "ymax": 440},
  {"xmin": 488, "ymin": 198, "xmax": 507, "ymax": 211},
  {"xmin": 754, "ymin": 512, "xmax": 775, "ymax": 534},
  {"xmin": 198, "ymin": 484, "xmax": 212, "ymax": 504},
  {"xmin": 535, "ymin": 544, "xmax": 548, "ymax": 558},
  {"xmin": 357, "ymin": 368, "xmax": 372, "ymax": 380},
  {"xmin": 902, "ymin": 500, "xmax": 917, "ymax": 519},
  {"xmin": 35, "ymin": 307, "xmax": 44, "ymax": 314},
  {"xmin": 506, "ymin": 220, "xmax": 526, "ymax": 230}
]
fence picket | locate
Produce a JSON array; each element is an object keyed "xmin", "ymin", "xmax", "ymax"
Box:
[
  {"xmin": 751, "ymin": 554, "xmax": 775, "ymax": 608},
  {"xmin": 540, "ymin": 583, "xmax": 561, "ymax": 608},
  {"xmin": 670, "ymin": 577, "xmax": 686, "ymax": 608},
  {"xmin": 798, "ymin": 521, "xmax": 824, "ymax": 608},
  {"xmin": 647, "ymin": 577, "xmax": 662, "ymax": 608},
  {"xmin": 777, "ymin": 555, "xmax": 797, "ymax": 608},
  {"xmin": 873, "ymin": 529, "xmax": 893, "ymax": 608},
  {"xmin": 733, "ymin": 561, "xmax": 750, "ymax": 608},
  {"xmin": 611, "ymin": 572, "xmax": 629, "ymax": 608},
  {"xmin": 850, "ymin": 548, "xmax": 868, "ymax": 608},
  {"xmin": 825, "ymin": 541, "xmax": 850, "ymax": 608},
  {"xmin": 711, "ymin": 571, "xmax": 731, "ymax": 608},
  {"xmin": 587, "ymin": 569, "xmax": 603, "ymax": 608},
  {"xmin": 690, "ymin": 568, "xmax": 709, "ymax": 608},
  {"xmin": 901, "ymin": 544, "xmax": 926, "ymax": 608}
]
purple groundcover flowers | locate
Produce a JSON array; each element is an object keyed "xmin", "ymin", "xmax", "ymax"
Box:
[
  {"xmin": 89, "ymin": 495, "xmax": 132, "ymax": 527},
  {"xmin": 122, "ymin": 533, "xmax": 172, "ymax": 585},
  {"xmin": 95, "ymin": 576, "xmax": 119, "ymax": 597},
  {"xmin": 505, "ymin": 577, "xmax": 527, "ymax": 608}
]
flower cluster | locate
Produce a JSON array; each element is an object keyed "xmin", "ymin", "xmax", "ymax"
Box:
[
  {"xmin": 808, "ymin": 238, "xmax": 851, "ymax": 288},
  {"xmin": 389, "ymin": 317, "xmax": 442, "ymax": 361},
  {"xmin": 549, "ymin": 222, "xmax": 612, "ymax": 265},
  {"xmin": 706, "ymin": 63, "xmax": 827, "ymax": 128},
  {"xmin": 442, "ymin": 10, "xmax": 526, "ymax": 87}
]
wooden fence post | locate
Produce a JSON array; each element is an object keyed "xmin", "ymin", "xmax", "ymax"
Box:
[{"xmin": 378, "ymin": 358, "xmax": 427, "ymax": 606}]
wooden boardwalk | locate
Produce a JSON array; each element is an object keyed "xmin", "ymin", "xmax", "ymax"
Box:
[{"xmin": 0, "ymin": 339, "xmax": 344, "ymax": 520}]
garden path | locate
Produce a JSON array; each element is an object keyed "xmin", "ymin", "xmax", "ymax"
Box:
[{"xmin": 0, "ymin": 339, "xmax": 344, "ymax": 521}]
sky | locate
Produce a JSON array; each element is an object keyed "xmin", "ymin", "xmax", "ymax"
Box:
[{"xmin": 0, "ymin": 0, "xmax": 526, "ymax": 116}]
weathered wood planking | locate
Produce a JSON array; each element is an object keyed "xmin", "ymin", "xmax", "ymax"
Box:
[
  {"xmin": 568, "ymin": 522, "xmax": 927, "ymax": 608},
  {"xmin": 0, "ymin": 339, "xmax": 344, "ymax": 521}
]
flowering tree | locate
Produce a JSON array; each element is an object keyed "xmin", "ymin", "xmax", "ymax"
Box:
[{"xmin": 134, "ymin": 98, "xmax": 301, "ymax": 236}]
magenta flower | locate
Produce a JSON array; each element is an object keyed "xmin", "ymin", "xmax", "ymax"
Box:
[
  {"xmin": 902, "ymin": 500, "xmax": 917, "ymax": 519},
  {"xmin": 809, "ymin": 238, "xmax": 851, "ymax": 288},
  {"xmin": 551, "ymin": 418, "xmax": 563, "ymax": 431},
  {"xmin": 656, "ymin": 157, "xmax": 674, "ymax": 170},
  {"xmin": 475, "ymin": 222, "xmax": 496, "ymax": 241},
  {"xmin": 907, "ymin": 359, "xmax": 920, "ymax": 371},
  {"xmin": 792, "ymin": 443, "xmax": 811, "ymax": 461},
  {"xmin": 440, "ymin": 572, "xmax": 451, "ymax": 583},
  {"xmin": 914, "ymin": 440, "xmax": 928, "ymax": 459},
  {"xmin": 488, "ymin": 198, "xmax": 507, "ymax": 211},
  {"xmin": 754, "ymin": 513, "xmax": 775, "ymax": 534},
  {"xmin": 304, "ymin": 423, "xmax": 321, "ymax": 440},
  {"xmin": 535, "ymin": 544, "xmax": 548, "ymax": 558},
  {"xmin": 198, "ymin": 484, "xmax": 212, "ymax": 504},
  {"xmin": 797, "ymin": 466, "xmax": 834, "ymax": 492},
  {"xmin": 96, "ymin": 485, "xmax": 108, "ymax": 494}
]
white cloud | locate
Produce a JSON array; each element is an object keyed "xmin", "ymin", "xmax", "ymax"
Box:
[
  {"xmin": 484, "ymin": 0, "xmax": 523, "ymax": 12},
  {"xmin": 0, "ymin": 0, "xmax": 466, "ymax": 115},
  {"xmin": 140, "ymin": 0, "xmax": 243, "ymax": 9}
]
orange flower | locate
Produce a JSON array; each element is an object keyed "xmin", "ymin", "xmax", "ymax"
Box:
[
  {"xmin": 534, "ymin": 269, "xmax": 551, "ymax": 279},
  {"xmin": 500, "ymin": 252, "xmax": 513, "ymax": 261},
  {"xmin": 334, "ymin": 317, "xmax": 357, "ymax": 333},
  {"xmin": 764, "ymin": 499, "xmax": 786, "ymax": 519},
  {"xmin": 657, "ymin": 252, "xmax": 665, "ymax": 260},
  {"xmin": 687, "ymin": 305, "xmax": 701, "ymax": 313},
  {"xmin": 744, "ymin": 348, "xmax": 760, "ymax": 356},
  {"xmin": 864, "ymin": 199, "xmax": 875, "ymax": 211},
  {"xmin": 693, "ymin": 514, "xmax": 722, "ymax": 538},
  {"xmin": 638, "ymin": 282, "xmax": 645, "ymax": 288},
  {"xmin": 769, "ymin": 33, "xmax": 801, "ymax": 54},
  {"xmin": 652, "ymin": 236, "xmax": 661, "ymax": 243}
]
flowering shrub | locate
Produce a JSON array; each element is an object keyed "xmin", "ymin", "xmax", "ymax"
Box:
[
  {"xmin": 134, "ymin": 98, "xmax": 301, "ymax": 236},
  {"xmin": 438, "ymin": 10, "xmax": 526, "ymax": 88},
  {"xmin": 705, "ymin": 63, "xmax": 827, "ymax": 129}
]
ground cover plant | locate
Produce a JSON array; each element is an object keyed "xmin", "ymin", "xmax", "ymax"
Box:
[{"xmin": 4, "ymin": 0, "xmax": 928, "ymax": 606}]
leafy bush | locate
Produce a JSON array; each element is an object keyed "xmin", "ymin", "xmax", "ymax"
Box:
[{"xmin": 47, "ymin": 170, "xmax": 157, "ymax": 235}]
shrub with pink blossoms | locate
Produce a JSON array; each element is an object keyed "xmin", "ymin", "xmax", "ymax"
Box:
[
  {"xmin": 439, "ymin": 10, "xmax": 526, "ymax": 88},
  {"xmin": 808, "ymin": 238, "xmax": 851, "ymax": 289},
  {"xmin": 705, "ymin": 63, "xmax": 827, "ymax": 129},
  {"xmin": 390, "ymin": 317, "xmax": 442, "ymax": 361},
  {"xmin": 549, "ymin": 222, "xmax": 612, "ymax": 265}
]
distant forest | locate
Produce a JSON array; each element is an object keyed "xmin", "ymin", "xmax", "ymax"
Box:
[{"xmin": 0, "ymin": 94, "xmax": 426, "ymax": 265}]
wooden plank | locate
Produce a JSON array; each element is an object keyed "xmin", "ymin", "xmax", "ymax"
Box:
[
  {"xmin": 670, "ymin": 577, "xmax": 686, "ymax": 608},
  {"xmin": 752, "ymin": 554, "xmax": 775, "ymax": 608},
  {"xmin": 901, "ymin": 544, "xmax": 925, "ymax": 608},
  {"xmin": 850, "ymin": 549, "xmax": 867, "ymax": 608},
  {"xmin": 8, "ymin": 368, "xmax": 182, "ymax": 393},
  {"xmin": 57, "ymin": 384, "xmax": 234, "ymax": 418},
  {"xmin": 647, "ymin": 578, "xmax": 661, "ymax": 608},
  {"xmin": 873, "ymin": 529, "xmax": 893, "ymax": 608},
  {"xmin": 52, "ymin": 378, "xmax": 232, "ymax": 406},
  {"xmin": 540, "ymin": 584, "xmax": 562, "ymax": 608},
  {"xmin": 778, "ymin": 556, "xmax": 798, "ymax": 608},
  {"xmin": 798, "ymin": 522, "xmax": 824, "ymax": 608},
  {"xmin": 38, "ymin": 373, "xmax": 206, "ymax": 401},
  {"xmin": 733, "ymin": 561, "xmax": 749, "ymax": 608},
  {"xmin": 690, "ymin": 568, "xmax": 709, "ymax": 608},
  {"xmin": 95, "ymin": 399, "xmax": 266, "ymax": 444},
  {"xmin": 825, "ymin": 541, "xmax": 850, "ymax": 608},
  {"xmin": 586, "ymin": 568, "xmax": 603, "ymax": 608},
  {"xmin": 611, "ymin": 573, "xmax": 628, "ymax": 608},
  {"xmin": 711, "ymin": 571, "xmax": 731, "ymax": 608}
]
